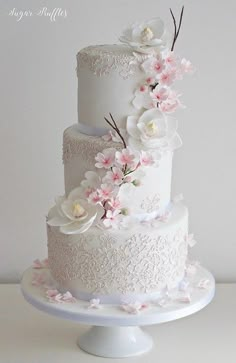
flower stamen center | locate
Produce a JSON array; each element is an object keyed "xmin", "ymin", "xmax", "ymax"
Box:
[
  {"xmin": 141, "ymin": 27, "xmax": 154, "ymax": 42},
  {"xmin": 72, "ymin": 203, "xmax": 85, "ymax": 218},
  {"xmin": 146, "ymin": 120, "xmax": 158, "ymax": 136}
]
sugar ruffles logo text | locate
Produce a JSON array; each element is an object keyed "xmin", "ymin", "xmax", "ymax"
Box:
[{"xmin": 9, "ymin": 7, "xmax": 67, "ymax": 22}]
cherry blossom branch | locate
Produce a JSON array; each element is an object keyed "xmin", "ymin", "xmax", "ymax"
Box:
[
  {"xmin": 104, "ymin": 113, "xmax": 127, "ymax": 148},
  {"xmin": 170, "ymin": 6, "xmax": 184, "ymax": 51}
]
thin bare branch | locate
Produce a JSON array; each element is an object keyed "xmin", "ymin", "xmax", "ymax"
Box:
[
  {"xmin": 170, "ymin": 8, "xmax": 177, "ymax": 51},
  {"xmin": 176, "ymin": 6, "xmax": 184, "ymax": 40},
  {"xmin": 170, "ymin": 6, "xmax": 184, "ymax": 51},
  {"xmin": 104, "ymin": 114, "xmax": 127, "ymax": 148}
]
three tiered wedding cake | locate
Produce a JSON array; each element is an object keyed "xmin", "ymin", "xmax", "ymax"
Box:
[{"xmin": 46, "ymin": 10, "xmax": 196, "ymax": 305}]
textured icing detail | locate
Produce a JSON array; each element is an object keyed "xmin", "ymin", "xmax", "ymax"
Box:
[
  {"xmin": 77, "ymin": 45, "xmax": 148, "ymax": 79},
  {"xmin": 63, "ymin": 126, "xmax": 122, "ymax": 164},
  {"xmin": 141, "ymin": 193, "xmax": 160, "ymax": 213},
  {"xmin": 47, "ymin": 225, "xmax": 188, "ymax": 295}
]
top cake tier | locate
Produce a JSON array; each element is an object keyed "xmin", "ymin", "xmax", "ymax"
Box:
[{"xmin": 77, "ymin": 44, "xmax": 148, "ymax": 135}]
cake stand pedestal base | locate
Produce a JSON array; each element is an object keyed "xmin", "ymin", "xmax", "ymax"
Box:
[
  {"xmin": 21, "ymin": 265, "xmax": 215, "ymax": 358},
  {"xmin": 78, "ymin": 326, "xmax": 152, "ymax": 358}
]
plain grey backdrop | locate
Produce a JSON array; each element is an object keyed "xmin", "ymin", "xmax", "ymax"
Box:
[{"xmin": 0, "ymin": 0, "xmax": 235, "ymax": 282}]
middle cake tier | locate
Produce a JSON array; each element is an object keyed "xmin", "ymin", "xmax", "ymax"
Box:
[{"xmin": 63, "ymin": 125, "xmax": 173, "ymax": 220}]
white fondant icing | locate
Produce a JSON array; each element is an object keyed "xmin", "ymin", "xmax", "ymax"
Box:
[
  {"xmin": 47, "ymin": 204, "xmax": 188, "ymax": 304},
  {"xmin": 77, "ymin": 45, "xmax": 148, "ymax": 131}
]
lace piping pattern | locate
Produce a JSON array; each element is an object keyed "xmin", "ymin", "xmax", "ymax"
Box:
[
  {"xmin": 77, "ymin": 46, "xmax": 148, "ymax": 79},
  {"xmin": 48, "ymin": 226, "xmax": 188, "ymax": 295},
  {"xmin": 63, "ymin": 127, "xmax": 121, "ymax": 164}
]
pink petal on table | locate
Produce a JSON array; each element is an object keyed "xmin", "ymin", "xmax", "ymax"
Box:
[{"xmin": 197, "ymin": 279, "xmax": 211, "ymax": 290}]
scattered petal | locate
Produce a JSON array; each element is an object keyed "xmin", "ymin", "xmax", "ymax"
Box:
[
  {"xmin": 175, "ymin": 292, "xmax": 191, "ymax": 304},
  {"xmin": 173, "ymin": 193, "xmax": 184, "ymax": 203},
  {"xmin": 179, "ymin": 279, "xmax": 190, "ymax": 292},
  {"xmin": 197, "ymin": 279, "xmax": 211, "ymax": 290},
  {"xmin": 88, "ymin": 298, "xmax": 101, "ymax": 309},
  {"xmin": 185, "ymin": 233, "xmax": 197, "ymax": 248},
  {"xmin": 61, "ymin": 291, "xmax": 77, "ymax": 303},
  {"xmin": 121, "ymin": 302, "xmax": 148, "ymax": 314},
  {"xmin": 33, "ymin": 258, "xmax": 49, "ymax": 269},
  {"xmin": 32, "ymin": 272, "xmax": 46, "ymax": 286}
]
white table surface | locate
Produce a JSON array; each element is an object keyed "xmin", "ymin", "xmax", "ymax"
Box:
[{"xmin": 0, "ymin": 284, "xmax": 235, "ymax": 363}]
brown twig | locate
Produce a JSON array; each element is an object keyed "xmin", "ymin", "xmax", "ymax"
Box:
[
  {"xmin": 104, "ymin": 113, "xmax": 127, "ymax": 148},
  {"xmin": 170, "ymin": 6, "xmax": 184, "ymax": 51}
]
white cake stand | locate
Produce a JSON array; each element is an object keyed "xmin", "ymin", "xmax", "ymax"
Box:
[{"xmin": 21, "ymin": 266, "xmax": 215, "ymax": 358}]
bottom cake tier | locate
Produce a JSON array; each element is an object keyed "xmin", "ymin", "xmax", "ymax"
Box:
[{"xmin": 47, "ymin": 204, "xmax": 188, "ymax": 304}]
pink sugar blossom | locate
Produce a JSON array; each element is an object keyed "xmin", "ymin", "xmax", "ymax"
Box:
[
  {"xmin": 102, "ymin": 129, "xmax": 127, "ymax": 144},
  {"xmin": 95, "ymin": 148, "xmax": 116, "ymax": 169},
  {"xmin": 108, "ymin": 197, "xmax": 121, "ymax": 210},
  {"xmin": 98, "ymin": 184, "xmax": 115, "ymax": 201},
  {"xmin": 139, "ymin": 84, "xmax": 148, "ymax": 93},
  {"xmin": 116, "ymin": 148, "xmax": 136, "ymax": 167},
  {"xmin": 159, "ymin": 90, "xmax": 183, "ymax": 113},
  {"xmin": 146, "ymin": 77, "xmax": 155, "ymax": 84},
  {"xmin": 132, "ymin": 86, "xmax": 154, "ymax": 110},
  {"xmin": 153, "ymin": 59, "xmax": 165, "ymax": 73},
  {"xmin": 84, "ymin": 187, "xmax": 95, "ymax": 198},
  {"xmin": 159, "ymin": 69, "xmax": 176, "ymax": 86},
  {"xmin": 142, "ymin": 56, "xmax": 165, "ymax": 75},
  {"xmin": 102, "ymin": 131, "xmax": 113, "ymax": 142},
  {"xmin": 159, "ymin": 99, "xmax": 179, "ymax": 113},
  {"xmin": 103, "ymin": 167, "xmax": 124, "ymax": 185},
  {"xmin": 181, "ymin": 58, "xmax": 195, "ymax": 74},
  {"xmin": 150, "ymin": 86, "xmax": 169, "ymax": 102},
  {"xmin": 33, "ymin": 258, "xmax": 48, "ymax": 269},
  {"xmin": 164, "ymin": 51, "xmax": 178, "ymax": 66},
  {"xmin": 87, "ymin": 191, "xmax": 102, "ymax": 205},
  {"xmin": 103, "ymin": 209, "xmax": 121, "ymax": 228},
  {"xmin": 140, "ymin": 150, "xmax": 155, "ymax": 166}
]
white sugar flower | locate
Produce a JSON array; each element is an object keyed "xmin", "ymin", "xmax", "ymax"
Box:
[
  {"xmin": 132, "ymin": 85, "xmax": 154, "ymax": 110},
  {"xmin": 47, "ymin": 187, "xmax": 103, "ymax": 234},
  {"xmin": 119, "ymin": 18, "xmax": 170, "ymax": 53},
  {"xmin": 127, "ymin": 108, "xmax": 182, "ymax": 151},
  {"xmin": 81, "ymin": 171, "xmax": 101, "ymax": 189}
]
